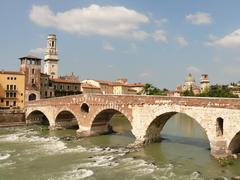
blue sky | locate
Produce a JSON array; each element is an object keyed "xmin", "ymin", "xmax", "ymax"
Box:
[{"xmin": 1, "ymin": 0, "xmax": 240, "ymax": 89}]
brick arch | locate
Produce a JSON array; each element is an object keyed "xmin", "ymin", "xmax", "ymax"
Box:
[
  {"xmin": 26, "ymin": 109, "xmax": 50, "ymax": 126},
  {"xmin": 55, "ymin": 108, "xmax": 80, "ymax": 129},
  {"xmin": 143, "ymin": 111, "xmax": 210, "ymax": 145},
  {"xmin": 131, "ymin": 105, "xmax": 215, "ymax": 149},
  {"xmin": 89, "ymin": 106, "xmax": 133, "ymax": 136},
  {"xmin": 228, "ymin": 130, "xmax": 240, "ymax": 154}
]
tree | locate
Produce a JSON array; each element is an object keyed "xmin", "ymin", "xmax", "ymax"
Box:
[
  {"xmin": 142, "ymin": 83, "xmax": 168, "ymax": 96},
  {"xmin": 198, "ymin": 85, "xmax": 238, "ymax": 98}
]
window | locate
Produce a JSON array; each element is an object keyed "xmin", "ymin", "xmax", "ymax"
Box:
[
  {"xmin": 10, "ymin": 93, "xmax": 13, "ymax": 97},
  {"xmin": 50, "ymin": 92, "xmax": 52, "ymax": 97},
  {"xmin": 7, "ymin": 77, "xmax": 9, "ymax": 80},
  {"xmin": 67, "ymin": 86, "xmax": 70, "ymax": 90},
  {"xmin": 216, "ymin": 118, "xmax": 224, "ymax": 136},
  {"xmin": 7, "ymin": 85, "xmax": 9, "ymax": 90},
  {"xmin": 52, "ymin": 41, "xmax": 54, "ymax": 47},
  {"xmin": 6, "ymin": 93, "xmax": 9, "ymax": 97},
  {"xmin": 32, "ymin": 69, "xmax": 35, "ymax": 74},
  {"xmin": 32, "ymin": 79, "xmax": 34, "ymax": 84},
  {"xmin": 21, "ymin": 93, "xmax": 23, "ymax": 96},
  {"xmin": 11, "ymin": 77, "xmax": 13, "ymax": 80},
  {"xmin": 14, "ymin": 77, "xmax": 16, "ymax": 80},
  {"xmin": 6, "ymin": 101, "xmax": 9, "ymax": 106},
  {"xmin": 13, "ymin": 93, "xmax": 16, "ymax": 97},
  {"xmin": 10, "ymin": 85, "xmax": 13, "ymax": 90},
  {"xmin": 14, "ymin": 85, "xmax": 16, "ymax": 90},
  {"xmin": 45, "ymin": 91, "xmax": 47, "ymax": 97},
  {"xmin": 13, "ymin": 101, "xmax": 16, "ymax": 106},
  {"xmin": 1, "ymin": 99, "xmax": 4, "ymax": 103}
]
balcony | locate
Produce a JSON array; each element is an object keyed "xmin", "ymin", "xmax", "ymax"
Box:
[{"xmin": 5, "ymin": 89, "xmax": 18, "ymax": 92}]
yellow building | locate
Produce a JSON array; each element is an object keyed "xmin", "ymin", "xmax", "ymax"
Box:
[
  {"xmin": 81, "ymin": 83, "xmax": 102, "ymax": 94},
  {"xmin": 0, "ymin": 71, "xmax": 25, "ymax": 109}
]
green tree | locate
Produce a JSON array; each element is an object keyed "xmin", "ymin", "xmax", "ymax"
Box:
[
  {"xmin": 198, "ymin": 85, "xmax": 238, "ymax": 98},
  {"xmin": 142, "ymin": 83, "xmax": 168, "ymax": 95},
  {"xmin": 182, "ymin": 86, "xmax": 194, "ymax": 96}
]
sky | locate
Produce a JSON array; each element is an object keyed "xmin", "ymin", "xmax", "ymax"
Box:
[{"xmin": 1, "ymin": 0, "xmax": 240, "ymax": 89}]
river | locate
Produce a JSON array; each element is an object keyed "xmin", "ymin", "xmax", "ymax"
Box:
[{"xmin": 0, "ymin": 114, "xmax": 239, "ymax": 180}]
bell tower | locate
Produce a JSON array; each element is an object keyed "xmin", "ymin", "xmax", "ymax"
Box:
[{"xmin": 44, "ymin": 34, "xmax": 59, "ymax": 79}]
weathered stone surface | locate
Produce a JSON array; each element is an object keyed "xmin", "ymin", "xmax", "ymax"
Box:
[{"xmin": 25, "ymin": 94, "xmax": 240, "ymax": 157}]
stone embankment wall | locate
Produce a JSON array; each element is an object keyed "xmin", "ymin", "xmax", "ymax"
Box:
[{"xmin": 0, "ymin": 110, "xmax": 25, "ymax": 126}]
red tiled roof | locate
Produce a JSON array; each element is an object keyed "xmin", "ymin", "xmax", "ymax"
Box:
[
  {"xmin": 96, "ymin": 80, "xmax": 113, "ymax": 86},
  {"xmin": 0, "ymin": 71, "xmax": 24, "ymax": 75},
  {"xmin": 82, "ymin": 83, "xmax": 100, "ymax": 89},
  {"xmin": 127, "ymin": 83, "xmax": 145, "ymax": 87}
]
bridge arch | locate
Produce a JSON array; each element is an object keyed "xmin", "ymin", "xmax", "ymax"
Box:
[
  {"xmin": 90, "ymin": 108, "xmax": 133, "ymax": 136},
  {"xmin": 55, "ymin": 109, "xmax": 80, "ymax": 129},
  {"xmin": 26, "ymin": 110, "xmax": 50, "ymax": 125},
  {"xmin": 228, "ymin": 131, "xmax": 240, "ymax": 154},
  {"xmin": 143, "ymin": 111, "xmax": 211, "ymax": 149}
]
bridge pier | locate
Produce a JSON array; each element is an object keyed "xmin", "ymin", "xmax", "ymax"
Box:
[{"xmin": 210, "ymin": 138, "xmax": 228, "ymax": 158}]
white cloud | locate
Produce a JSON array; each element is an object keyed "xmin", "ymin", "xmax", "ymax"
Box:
[
  {"xmin": 208, "ymin": 29, "xmax": 240, "ymax": 48},
  {"xmin": 29, "ymin": 4, "xmax": 149, "ymax": 39},
  {"xmin": 131, "ymin": 31, "xmax": 149, "ymax": 41},
  {"xmin": 176, "ymin": 36, "xmax": 188, "ymax": 47},
  {"xmin": 152, "ymin": 30, "xmax": 167, "ymax": 43},
  {"xmin": 29, "ymin": 47, "xmax": 45, "ymax": 56},
  {"xmin": 186, "ymin": 66, "xmax": 200, "ymax": 74},
  {"xmin": 102, "ymin": 41, "xmax": 114, "ymax": 51},
  {"xmin": 186, "ymin": 12, "xmax": 212, "ymax": 25}
]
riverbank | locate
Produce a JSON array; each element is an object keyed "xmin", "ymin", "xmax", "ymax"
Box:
[{"xmin": 0, "ymin": 109, "xmax": 25, "ymax": 127}]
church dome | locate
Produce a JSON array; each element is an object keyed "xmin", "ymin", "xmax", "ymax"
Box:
[{"xmin": 185, "ymin": 73, "xmax": 195, "ymax": 83}]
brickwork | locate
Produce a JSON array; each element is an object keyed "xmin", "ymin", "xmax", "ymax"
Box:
[{"xmin": 25, "ymin": 94, "xmax": 240, "ymax": 157}]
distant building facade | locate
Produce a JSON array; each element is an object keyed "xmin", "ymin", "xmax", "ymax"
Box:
[
  {"xmin": 200, "ymin": 74, "xmax": 210, "ymax": 93},
  {"xmin": 176, "ymin": 73, "xmax": 210, "ymax": 96},
  {"xmin": 82, "ymin": 79, "xmax": 144, "ymax": 95},
  {"xmin": 19, "ymin": 55, "xmax": 41, "ymax": 101},
  {"xmin": 0, "ymin": 71, "xmax": 25, "ymax": 109}
]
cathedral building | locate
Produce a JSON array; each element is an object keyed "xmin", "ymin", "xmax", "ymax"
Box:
[{"xmin": 175, "ymin": 73, "xmax": 210, "ymax": 95}]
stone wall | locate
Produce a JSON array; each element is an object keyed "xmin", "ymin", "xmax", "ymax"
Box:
[{"xmin": 0, "ymin": 110, "xmax": 25, "ymax": 124}]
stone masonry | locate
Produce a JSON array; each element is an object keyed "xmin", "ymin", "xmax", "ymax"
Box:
[{"xmin": 25, "ymin": 94, "xmax": 240, "ymax": 157}]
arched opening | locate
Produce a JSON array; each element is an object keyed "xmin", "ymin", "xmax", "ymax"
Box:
[
  {"xmin": 26, "ymin": 110, "xmax": 49, "ymax": 125},
  {"xmin": 216, "ymin": 117, "xmax": 224, "ymax": 137},
  {"xmin": 91, "ymin": 109, "xmax": 133, "ymax": 137},
  {"xmin": 81, "ymin": 103, "xmax": 89, "ymax": 113},
  {"xmin": 55, "ymin": 111, "xmax": 79, "ymax": 129},
  {"xmin": 28, "ymin": 93, "xmax": 36, "ymax": 101},
  {"xmin": 228, "ymin": 131, "xmax": 240, "ymax": 154},
  {"xmin": 144, "ymin": 112, "xmax": 210, "ymax": 148}
]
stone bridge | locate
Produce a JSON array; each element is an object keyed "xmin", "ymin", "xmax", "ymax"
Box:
[{"xmin": 25, "ymin": 94, "xmax": 240, "ymax": 157}]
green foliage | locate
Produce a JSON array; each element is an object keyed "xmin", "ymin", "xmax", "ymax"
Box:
[
  {"xmin": 182, "ymin": 88, "xmax": 194, "ymax": 96},
  {"xmin": 199, "ymin": 85, "xmax": 238, "ymax": 98},
  {"xmin": 142, "ymin": 83, "xmax": 168, "ymax": 95}
]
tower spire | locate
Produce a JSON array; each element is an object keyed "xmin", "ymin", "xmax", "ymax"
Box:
[{"xmin": 44, "ymin": 34, "xmax": 59, "ymax": 79}]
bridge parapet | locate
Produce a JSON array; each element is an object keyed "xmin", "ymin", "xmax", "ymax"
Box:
[{"xmin": 25, "ymin": 94, "xmax": 240, "ymax": 158}]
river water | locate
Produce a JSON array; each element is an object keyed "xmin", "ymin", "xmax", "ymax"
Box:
[{"xmin": 0, "ymin": 114, "xmax": 239, "ymax": 180}]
